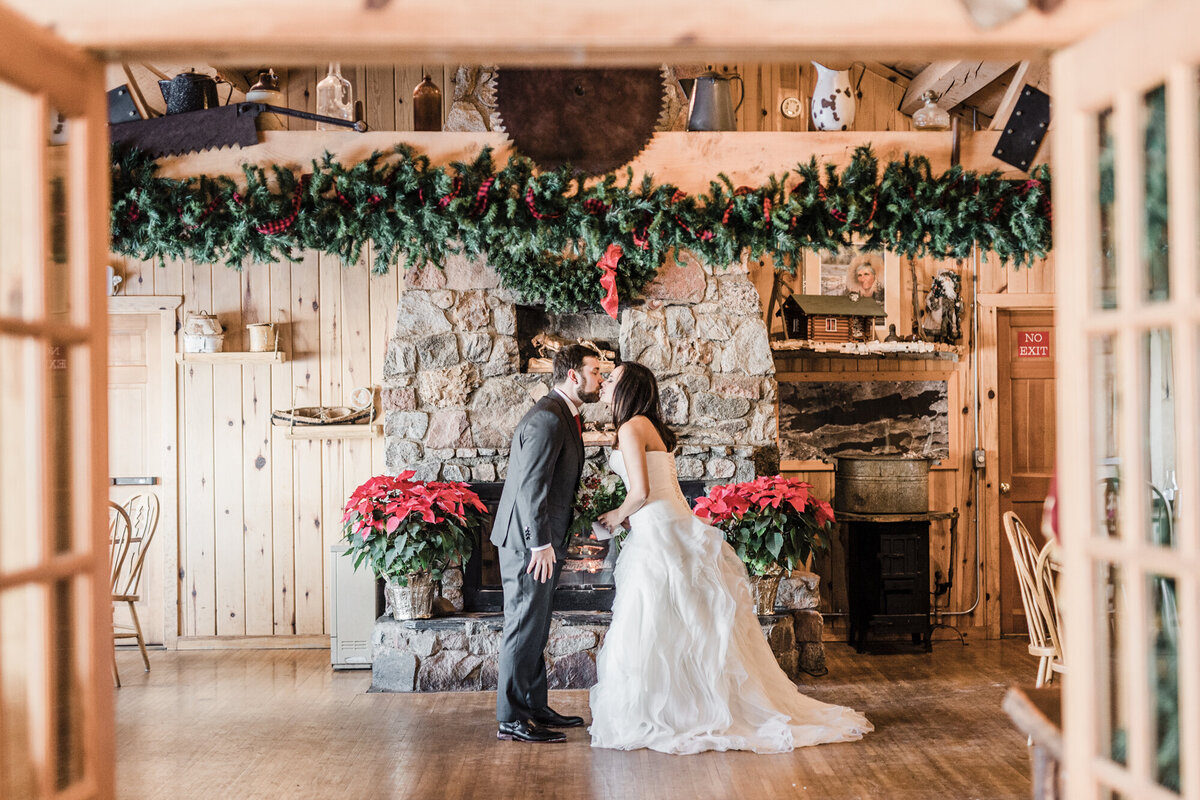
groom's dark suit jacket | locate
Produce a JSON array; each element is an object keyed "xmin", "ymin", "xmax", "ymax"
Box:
[{"xmin": 491, "ymin": 392, "xmax": 584, "ymax": 557}]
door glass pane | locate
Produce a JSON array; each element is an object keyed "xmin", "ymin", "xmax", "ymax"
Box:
[
  {"xmin": 1148, "ymin": 574, "xmax": 1179, "ymax": 792},
  {"xmin": 1, "ymin": 583, "xmax": 45, "ymax": 798},
  {"xmin": 0, "ymin": 80, "xmax": 40, "ymax": 321},
  {"xmin": 47, "ymin": 341, "xmax": 77, "ymax": 556},
  {"xmin": 1097, "ymin": 108, "xmax": 1117, "ymax": 310},
  {"xmin": 1102, "ymin": 563, "xmax": 1127, "ymax": 768},
  {"xmin": 1141, "ymin": 330, "xmax": 1177, "ymax": 547},
  {"xmin": 0, "ymin": 336, "xmax": 44, "ymax": 573},
  {"xmin": 1091, "ymin": 335, "xmax": 1120, "ymax": 537},
  {"xmin": 52, "ymin": 577, "xmax": 84, "ymax": 789},
  {"xmin": 1144, "ymin": 85, "xmax": 1169, "ymax": 302},
  {"xmin": 45, "ymin": 106, "xmax": 73, "ymax": 324}
]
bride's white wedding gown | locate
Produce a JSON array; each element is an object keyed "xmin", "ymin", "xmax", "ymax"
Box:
[{"xmin": 589, "ymin": 450, "xmax": 873, "ymax": 755}]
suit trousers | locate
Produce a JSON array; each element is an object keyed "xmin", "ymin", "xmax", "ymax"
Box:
[{"xmin": 495, "ymin": 545, "xmax": 562, "ymax": 722}]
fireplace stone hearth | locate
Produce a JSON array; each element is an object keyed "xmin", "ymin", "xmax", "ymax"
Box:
[{"xmin": 371, "ymin": 602, "xmax": 826, "ymax": 692}]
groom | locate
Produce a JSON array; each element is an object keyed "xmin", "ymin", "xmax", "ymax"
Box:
[{"xmin": 493, "ymin": 344, "xmax": 603, "ymax": 743}]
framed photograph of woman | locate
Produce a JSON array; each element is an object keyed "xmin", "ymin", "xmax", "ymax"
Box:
[{"xmin": 805, "ymin": 245, "xmax": 900, "ymax": 336}]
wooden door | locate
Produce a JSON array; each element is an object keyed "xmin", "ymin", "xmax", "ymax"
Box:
[
  {"xmin": 0, "ymin": 6, "xmax": 114, "ymax": 798},
  {"xmin": 997, "ymin": 309, "xmax": 1056, "ymax": 635},
  {"xmin": 107, "ymin": 312, "xmax": 165, "ymax": 646}
]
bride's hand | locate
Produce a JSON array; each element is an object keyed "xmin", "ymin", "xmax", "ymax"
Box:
[{"xmin": 597, "ymin": 509, "xmax": 624, "ymax": 533}]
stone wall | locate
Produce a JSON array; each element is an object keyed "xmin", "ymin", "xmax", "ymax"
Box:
[
  {"xmin": 372, "ymin": 608, "xmax": 826, "ymax": 692},
  {"xmin": 381, "ymin": 248, "xmax": 780, "ymax": 485}
]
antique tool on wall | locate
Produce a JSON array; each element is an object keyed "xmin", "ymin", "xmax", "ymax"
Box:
[
  {"xmin": 110, "ymin": 102, "xmax": 367, "ymax": 158},
  {"xmin": 495, "ymin": 67, "xmax": 668, "ymax": 175}
]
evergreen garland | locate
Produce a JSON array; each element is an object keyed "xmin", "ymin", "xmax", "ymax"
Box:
[{"xmin": 111, "ymin": 143, "xmax": 1052, "ymax": 314}]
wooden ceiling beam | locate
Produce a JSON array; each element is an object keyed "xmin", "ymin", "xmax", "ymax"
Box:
[
  {"xmin": 899, "ymin": 60, "xmax": 1017, "ymax": 115},
  {"xmin": 988, "ymin": 60, "xmax": 1051, "ymax": 130},
  {"xmin": 4, "ymin": 0, "xmax": 1147, "ymax": 64}
]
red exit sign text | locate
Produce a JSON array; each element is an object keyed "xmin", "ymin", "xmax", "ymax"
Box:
[{"xmin": 1018, "ymin": 331, "xmax": 1050, "ymax": 358}]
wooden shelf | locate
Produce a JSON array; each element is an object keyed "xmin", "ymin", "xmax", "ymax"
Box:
[
  {"xmin": 771, "ymin": 339, "xmax": 963, "ymax": 361},
  {"xmin": 281, "ymin": 423, "xmax": 382, "ymax": 440},
  {"xmin": 177, "ymin": 351, "xmax": 287, "ymax": 364}
]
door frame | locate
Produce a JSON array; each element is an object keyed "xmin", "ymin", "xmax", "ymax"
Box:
[
  {"xmin": 107, "ymin": 295, "xmax": 181, "ymax": 648},
  {"xmin": 977, "ymin": 293, "xmax": 1054, "ymax": 638},
  {"xmin": 995, "ymin": 307, "xmax": 1056, "ymax": 636}
]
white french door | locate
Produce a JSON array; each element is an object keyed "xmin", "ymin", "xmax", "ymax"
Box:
[
  {"xmin": 1054, "ymin": 0, "xmax": 1198, "ymax": 797},
  {"xmin": 0, "ymin": 6, "xmax": 114, "ymax": 800}
]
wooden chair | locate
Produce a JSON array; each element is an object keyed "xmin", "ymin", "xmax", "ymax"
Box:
[
  {"xmin": 1003, "ymin": 511, "xmax": 1062, "ymax": 687},
  {"xmin": 1033, "ymin": 538, "xmax": 1066, "ymax": 680},
  {"xmin": 111, "ymin": 494, "xmax": 160, "ymax": 686},
  {"xmin": 108, "ymin": 502, "xmax": 134, "ymax": 688}
]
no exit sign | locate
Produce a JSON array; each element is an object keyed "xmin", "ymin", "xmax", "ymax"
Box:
[{"xmin": 1018, "ymin": 331, "xmax": 1050, "ymax": 358}]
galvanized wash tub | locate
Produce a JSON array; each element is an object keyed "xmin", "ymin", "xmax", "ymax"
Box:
[{"xmin": 834, "ymin": 455, "xmax": 930, "ymax": 514}]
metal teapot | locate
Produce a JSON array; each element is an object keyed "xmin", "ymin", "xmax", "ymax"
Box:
[
  {"xmin": 159, "ymin": 72, "xmax": 220, "ymax": 115},
  {"xmin": 686, "ymin": 69, "xmax": 744, "ymax": 132}
]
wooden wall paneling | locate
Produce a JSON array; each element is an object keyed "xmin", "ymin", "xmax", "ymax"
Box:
[
  {"xmin": 979, "ymin": 250, "xmax": 1009, "ymax": 294},
  {"xmin": 340, "ymin": 254, "xmax": 374, "ymax": 576},
  {"xmin": 318, "ymin": 254, "xmax": 345, "ymax": 631},
  {"xmin": 1005, "ymin": 259, "xmax": 1030, "ymax": 294},
  {"xmin": 395, "ymin": 66, "xmax": 423, "ymax": 131},
  {"xmin": 211, "ymin": 263, "xmax": 246, "ymax": 635},
  {"xmin": 851, "ymin": 65, "xmax": 875, "ymax": 132},
  {"xmin": 269, "ymin": 259, "xmax": 296, "ymax": 634},
  {"xmin": 760, "ymin": 63, "xmax": 778, "ymax": 132},
  {"xmin": 367, "ymin": 247, "xmax": 398, "ymax": 476},
  {"xmin": 114, "ymin": 254, "xmax": 154, "ymax": 296},
  {"xmin": 363, "ymin": 66, "xmax": 397, "ymax": 131},
  {"xmin": 977, "ymin": 302, "xmax": 1002, "ymax": 637},
  {"xmin": 181, "ymin": 260, "xmax": 216, "ymax": 636},
  {"xmin": 777, "ymin": 63, "xmax": 803, "ymax": 133},
  {"xmin": 155, "ymin": 256, "xmax": 185, "ymax": 297},
  {"xmin": 290, "ymin": 253, "xmax": 324, "ymax": 634},
  {"xmin": 241, "ymin": 263, "xmax": 274, "ymax": 636},
  {"xmin": 285, "ymin": 67, "xmax": 318, "ymax": 131}
]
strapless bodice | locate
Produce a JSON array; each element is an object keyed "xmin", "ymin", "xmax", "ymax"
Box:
[{"xmin": 608, "ymin": 449, "xmax": 690, "ymax": 517}]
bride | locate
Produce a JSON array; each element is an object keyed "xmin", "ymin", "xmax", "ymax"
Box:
[{"xmin": 588, "ymin": 361, "xmax": 873, "ymax": 755}]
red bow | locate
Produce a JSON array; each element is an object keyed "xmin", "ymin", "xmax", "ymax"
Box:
[{"xmin": 597, "ymin": 244, "xmax": 621, "ymax": 320}]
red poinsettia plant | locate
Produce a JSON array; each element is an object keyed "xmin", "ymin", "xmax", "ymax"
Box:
[
  {"xmin": 342, "ymin": 471, "xmax": 487, "ymax": 585},
  {"xmin": 694, "ymin": 475, "xmax": 835, "ymax": 576}
]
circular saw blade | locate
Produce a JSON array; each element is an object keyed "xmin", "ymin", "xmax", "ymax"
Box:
[{"xmin": 496, "ymin": 67, "xmax": 666, "ymax": 176}]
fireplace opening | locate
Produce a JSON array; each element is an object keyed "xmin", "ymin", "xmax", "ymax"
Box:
[
  {"xmin": 463, "ymin": 479, "xmax": 708, "ymax": 611},
  {"xmin": 515, "ymin": 305, "xmax": 619, "ymax": 374}
]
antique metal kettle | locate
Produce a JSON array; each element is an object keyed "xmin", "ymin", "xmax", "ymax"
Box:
[
  {"xmin": 158, "ymin": 72, "xmax": 220, "ymax": 115},
  {"xmin": 686, "ymin": 70, "xmax": 744, "ymax": 131}
]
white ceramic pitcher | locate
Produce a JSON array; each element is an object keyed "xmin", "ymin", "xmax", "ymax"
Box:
[{"xmin": 810, "ymin": 62, "xmax": 856, "ymax": 131}]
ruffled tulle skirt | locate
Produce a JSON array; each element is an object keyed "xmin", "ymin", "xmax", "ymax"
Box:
[{"xmin": 588, "ymin": 502, "xmax": 872, "ymax": 755}]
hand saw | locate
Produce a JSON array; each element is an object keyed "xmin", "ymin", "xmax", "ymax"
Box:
[{"xmin": 110, "ymin": 102, "xmax": 368, "ymax": 158}]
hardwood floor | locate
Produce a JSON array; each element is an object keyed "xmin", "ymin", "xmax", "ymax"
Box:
[{"xmin": 115, "ymin": 638, "xmax": 1037, "ymax": 799}]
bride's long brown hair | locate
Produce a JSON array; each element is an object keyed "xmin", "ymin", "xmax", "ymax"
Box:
[{"xmin": 611, "ymin": 361, "xmax": 677, "ymax": 452}]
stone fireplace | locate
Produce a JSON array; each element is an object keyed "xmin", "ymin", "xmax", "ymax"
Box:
[{"xmin": 372, "ymin": 249, "xmax": 826, "ymax": 691}]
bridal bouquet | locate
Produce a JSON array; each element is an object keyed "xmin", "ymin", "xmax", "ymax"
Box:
[
  {"xmin": 568, "ymin": 469, "xmax": 628, "ymax": 542},
  {"xmin": 694, "ymin": 475, "xmax": 835, "ymax": 576},
  {"xmin": 341, "ymin": 471, "xmax": 487, "ymax": 585}
]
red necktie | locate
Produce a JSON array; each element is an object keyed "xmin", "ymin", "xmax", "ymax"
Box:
[{"xmin": 574, "ymin": 415, "xmax": 582, "ymax": 438}]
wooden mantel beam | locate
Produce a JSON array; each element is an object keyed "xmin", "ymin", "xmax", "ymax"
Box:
[
  {"xmin": 6, "ymin": 0, "xmax": 1146, "ymax": 64},
  {"xmin": 899, "ymin": 60, "xmax": 1018, "ymax": 115}
]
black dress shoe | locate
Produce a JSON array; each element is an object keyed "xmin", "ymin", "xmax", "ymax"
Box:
[
  {"xmin": 530, "ymin": 707, "xmax": 586, "ymax": 728},
  {"xmin": 497, "ymin": 719, "xmax": 567, "ymax": 743}
]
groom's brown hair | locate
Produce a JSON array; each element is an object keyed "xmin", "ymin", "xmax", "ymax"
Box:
[{"xmin": 552, "ymin": 344, "xmax": 595, "ymax": 385}]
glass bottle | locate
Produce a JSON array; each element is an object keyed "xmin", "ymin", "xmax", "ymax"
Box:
[
  {"xmin": 412, "ymin": 74, "xmax": 442, "ymax": 132},
  {"xmin": 316, "ymin": 62, "xmax": 353, "ymax": 130},
  {"xmin": 912, "ymin": 90, "xmax": 951, "ymax": 131}
]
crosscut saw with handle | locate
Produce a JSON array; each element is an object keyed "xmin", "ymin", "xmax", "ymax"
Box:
[{"xmin": 110, "ymin": 102, "xmax": 367, "ymax": 158}]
